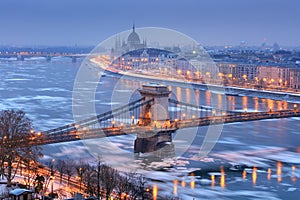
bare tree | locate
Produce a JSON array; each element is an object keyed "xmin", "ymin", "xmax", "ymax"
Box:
[
  {"xmin": 95, "ymin": 156, "xmax": 103, "ymax": 199},
  {"xmin": 75, "ymin": 160, "xmax": 89, "ymax": 192},
  {"xmin": 0, "ymin": 109, "xmax": 42, "ymax": 186},
  {"xmin": 22, "ymin": 140, "xmax": 43, "ymax": 187},
  {"xmin": 64, "ymin": 159, "xmax": 75, "ymax": 186},
  {"xmin": 39, "ymin": 164, "xmax": 53, "ymax": 200},
  {"xmin": 129, "ymin": 173, "xmax": 149, "ymax": 200},
  {"xmin": 22, "ymin": 156, "xmax": 41, "ymax": 187},
  {"xmin": 82, "ymin": 164, "xmax": 96, "ymax": 196},
  {"xmin": 34, "ymin": 174, "xmax": 45, "ymax": 196},
  {"xmin": 115, "ymin": 173, "xmax": 131, "ymax": 199},
  {"xmin": 101, "ymin": 165, "xmax": 118, "ymax": 200},
  {"xmin": 55, "ymin": 159, "xmax": 66, "ymax": 184}
]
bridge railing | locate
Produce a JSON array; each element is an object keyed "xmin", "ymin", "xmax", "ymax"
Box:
[
  {"xmin": 42, "ymin": 97, "xmax": 154, "ymax": 136},
  {"xmin": 168, "ymin": 98, "xmax": 239, "ymax": 120},
  {"xmin": 76, "ymin": 98, "xmax": 154, "ymax": 129}
]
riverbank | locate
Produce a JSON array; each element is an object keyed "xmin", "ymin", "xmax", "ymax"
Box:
[{"xmin": 90, "ymin": 58, "xmax": 300, "ymax": 103}]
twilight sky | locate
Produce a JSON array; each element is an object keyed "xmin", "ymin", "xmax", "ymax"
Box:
[{"xmin": 0, "ymin": 0, "xmax": 299, "ymax": 46}]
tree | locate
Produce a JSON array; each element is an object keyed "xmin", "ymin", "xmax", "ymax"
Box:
[
  {"xmin": 101, "ymin": 165, "xmax": 118, "ymax": 200},
  {"xmin": 0, "ymin": 109, "xmax": 42, "ymax": 186},
  {"xmin": 75, "ymin": 160, "xmax": 89, "ymax": 192},
  {"xmin": 55, "ymin": 159, "xmax": 66, "ymax": 184},
  {"xmin": 64, "ymin": 159, "xmax": 75, "ymax": 186},
  {"xmin": 115, "ymin": 173, "xmax": 131, "ymax": 199},
  {"xmin": 22, "ymin": 156, "xmax": 41, "ymax": 187},
  {"xmin": 34, "ymin": 174, "xmax": 45, "ymax": 194},
  {"xmin": 82, "ymin": 164, "xmax": 96, "ymax": 196},
  {"xmin": 128, "ymin": 173, "xmax": 148, "ymax": 200},
  {"xmin": 22, "ymin": 143, "xmax": 43, "ymax": 187},
  {"xmin": 39, "ymin": 162, "xmax": 55, "ymax": 199},
  {"xmin": 96, "ymin": 159, "xmax": 102, "ymax": 199}
]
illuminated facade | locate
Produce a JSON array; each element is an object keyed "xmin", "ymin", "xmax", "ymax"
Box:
[
  {"xmin": 216, "ymin": 62, "xmax": 258, "ymax": 85},
  {"xmin": 258, "ymin": 65, "xmax": 290, "ymax": 89},
  {"xmin": 290, "ymin": 69, "xmax": 300, "ymax": 90}
]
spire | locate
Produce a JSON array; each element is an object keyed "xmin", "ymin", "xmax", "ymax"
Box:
[{"xmin": 132, "ymin": 23, "xmax": 135, "ymax": 32}]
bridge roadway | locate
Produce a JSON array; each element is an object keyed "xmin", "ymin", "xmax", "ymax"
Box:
[
  {"xmin": 27, "ymin": 109, "xmax": 300, "ymax": 146},
  {"xmin": 176, "ymin": 109, "xmax": 300, "ymax": 128},
  {"xmin": 0, "ymin": 53, "xmax": 88, "ymax": 62}
]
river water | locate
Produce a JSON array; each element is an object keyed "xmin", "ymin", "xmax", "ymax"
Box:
[{"xmin": 0, "ymin": 58, "xmax": 299, "ymax": 199}]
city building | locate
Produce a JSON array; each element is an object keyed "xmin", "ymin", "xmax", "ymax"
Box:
[
  {"xmin": 257, "ymin": 65, "xmax": 290, "ymax": 89},
  {"xmin": 111, "ymin": 24, "xmax": 147, "ymax": 60},
  {"xmin": 289, "ymin": 68, "xmax": 300, "ymax": 90}
]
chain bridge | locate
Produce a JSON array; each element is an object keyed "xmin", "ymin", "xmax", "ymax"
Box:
[{"xmin": 29, "ymin": 84, "xmax": 300, "ymax": 153}]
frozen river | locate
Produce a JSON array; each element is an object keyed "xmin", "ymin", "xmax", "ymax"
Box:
[{"xmin": 0, "ymin": 58, "xmax": 299, "ymax": 199}]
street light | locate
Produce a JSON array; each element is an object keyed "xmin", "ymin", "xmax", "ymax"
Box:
[
  {"xmin": 177, "ymin": 69, "xmax": 182, "ymax": 78},
  {"xmin": 154, "ymin": 121, "xmax": 157, "ymax": 129},
  {"xmin": 79, "ymin": 167, "xmax": 83, "ymax": 191},
  {"xmin": 50, "ymin": 159, "xmax": 55, "ymax": 197},
  {"xmin": 111, "ymin": 120, "xmax": 115, "ymax": 128},
  {"xmin": 131, "ymin": 116, "xmax": 135, "ymax": 125},
  {"xmin": 174, "ymin": 118, "xmax": 178, "ymax": 128}
]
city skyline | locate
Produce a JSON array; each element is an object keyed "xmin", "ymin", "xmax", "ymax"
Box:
[{"xmin": 1, "ymin": 0, "xmax": 300, "ymax": 47}]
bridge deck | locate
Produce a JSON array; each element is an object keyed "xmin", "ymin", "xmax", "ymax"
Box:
[
  {"xmin": 177, "ymin": 109, "xmax": 300, "ymax": 128},
  {"xmin": 28, "ymin": 109, "xmax": 300, "ymax": 146}
]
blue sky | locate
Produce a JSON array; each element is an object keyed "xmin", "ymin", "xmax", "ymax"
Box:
[{"xmin": 0, "ymin": 0, "xmax": 299, "ymax": 46}]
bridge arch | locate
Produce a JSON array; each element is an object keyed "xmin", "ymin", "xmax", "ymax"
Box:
[{"xmin": 138, "ymin": 83, "xmax": 171, "ymax": 128}]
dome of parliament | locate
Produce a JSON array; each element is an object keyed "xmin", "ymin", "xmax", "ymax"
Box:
[{"xmin": 127, "ymin": 25, "xmax": 140, "ymax": 47}]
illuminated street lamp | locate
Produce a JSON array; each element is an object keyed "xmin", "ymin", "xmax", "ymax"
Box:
[
  {"xmin": 294, "ymin": 104, "xmax": 297, "ymax": 110},
  {"xmin": 186, "ymin": 70, "xmax": 191, "ymax": 76},
  {"xmin": 177, "ymin": 69, "xmax": 182, "ymax": 75},
  {"xmin": 79, "ymin": 167, "xmax": 83, "ymax": 191},
  {"xmin": 50, "ymin": 159, "xmax": 55, "ymax": 196},
  {"xmin": 112, "ymin": 120, "xmax": 115, "ymax": 128},
  {"xmin": 174, "ymin": 118, "xmax": 178, "ymax": 128},
  {"xmin": 212, "ymin": 110, "xmax": 216, "ymax": 116}
]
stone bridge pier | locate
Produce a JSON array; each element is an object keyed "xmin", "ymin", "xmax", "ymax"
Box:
[
  {"xmin": 138, "ymin": 83, "xmax": 171, "ymax": 127},
  {"xmin": 134, "ymin": 83, "xmax": 175, "ymax": 155}
]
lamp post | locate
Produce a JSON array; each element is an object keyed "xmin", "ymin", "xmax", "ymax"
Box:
[
  {"xmin": 79, "ymin": 167, "xmax": 83, "ymax": 192},
  {"xmin": 111, "ymin": 120, "xmax": 115, "ymax": 128},
  {"xmin": 50, "ymin": 159, "xmax": 55, "ymax": 197},
  {"xmin": 174, "ymin": 118, "xmax": 178, "ymax": 128},
  {"xmin": 131, "ymin": 116, "xmax": 135, "ymax": 125}
]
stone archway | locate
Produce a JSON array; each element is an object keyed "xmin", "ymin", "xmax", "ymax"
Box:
[{"xmin": 143, "ymin": 103, "xmax": 151, "ymax": 125}]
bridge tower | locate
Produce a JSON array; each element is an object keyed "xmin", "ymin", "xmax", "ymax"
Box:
[
  {"xmin": 46, "ymin": 55, "xmax": 52, "ymax": 62},
  {"xmin": 138, "ymin": 83, "xmax": 171, "ymax": 127},
  {"xmin": 135, "ymin": 83, "xmax": 175, "ymax": 156},
  {"xmin": 72, "ymin": 56, "xmax": 77, "ymax": 63},
  {"xmin": 17, "ymin": 54, "xmax": 24, "ymax": 61}
]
